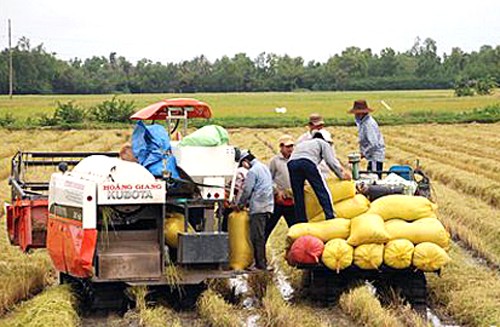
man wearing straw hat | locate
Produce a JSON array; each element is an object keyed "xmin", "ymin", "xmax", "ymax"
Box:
[{"xmin": 348, "ymin": 100, "xmax": 385, "ymax": 176}]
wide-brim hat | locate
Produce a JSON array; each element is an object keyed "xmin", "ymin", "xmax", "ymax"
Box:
[
  {"xmin": 308, "ymin": 113, "xmax": 325, "ymax": 126},
  {"xmin": 348, "ymin": 100, "xmax": 374, "ymax": 114}
]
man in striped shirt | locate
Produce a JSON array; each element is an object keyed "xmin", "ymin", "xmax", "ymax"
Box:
[{"xmin": 349, "ymin": 100, "xmax": 385, "ymax": 176}]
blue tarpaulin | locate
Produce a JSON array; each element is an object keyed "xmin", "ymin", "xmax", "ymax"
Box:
[{"xmin": 132, "ymin": 121, "xmax": 180, "ymax": 178}]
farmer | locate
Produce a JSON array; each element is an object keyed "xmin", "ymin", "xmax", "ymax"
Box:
[
  {"xmin": 266, "ymin": 135, "xmax": 302, "ymax": 243},
  {"xmin": 221, "ymin": 158, "xmax": 249, "ymax": 232},
  {"xmin": 296, "ymin": 113, "xmax": 334, "ymax": 178},
  {"xmin": 297, "ymin": 113, "xmax": 328, "ymax": 143},
  {"xmin": 235, "ymin": 151, "xmax": 274, "ymax": 270},
  {"xmin": 349, "ymin": 100, "xmax": 385, "ymax": 176},
  {"xmin": 119, "ymin": 143, "xmax": 137, "ymax": 162},
  {"xmin": 288, "ymin": 130, "xmax": 351, "ymax": 221}
]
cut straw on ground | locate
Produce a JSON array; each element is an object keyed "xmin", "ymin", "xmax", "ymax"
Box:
[{"xmin": 0, "ymin": 285, "xmax": 79, "ymax": 327}]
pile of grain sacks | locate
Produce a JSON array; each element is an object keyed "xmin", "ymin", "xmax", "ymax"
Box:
[{"xmin": 287, "ymin": 181, "xmax": 451, "ymax": 273}]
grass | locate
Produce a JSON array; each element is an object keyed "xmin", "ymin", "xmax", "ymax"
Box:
[
  {"xmin": 0, "ymin": 285, "xmax": 79, "ymax": 327},
  {"xmin": 1, "ymin": 90, "xmax": 499, "ymax": 128}
]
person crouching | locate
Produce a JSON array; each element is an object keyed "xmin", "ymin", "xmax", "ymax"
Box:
[{"xmin": 287, "ymin": 130, "xmax": 351, "ymax": 221}]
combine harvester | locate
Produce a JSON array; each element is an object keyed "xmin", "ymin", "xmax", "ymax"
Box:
[{"xmin": 6, "ymin": 98, "xmax": 244, "ymax": 309}]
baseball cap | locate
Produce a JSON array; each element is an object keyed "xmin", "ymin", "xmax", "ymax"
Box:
[
  {"xmin": 313, "ymin": 129, "xmax": 333, "ymax": 143},
  {"xmin": 278, "ymin": 134, "xmax": 294, "ymax": 146}
]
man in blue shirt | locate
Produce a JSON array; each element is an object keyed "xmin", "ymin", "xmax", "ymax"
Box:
[
  {"xmin": 349, "ymin": 100, "xmax": 385, "ymax": 177},
  {"xmin": 235, "ymin": 151, "xmax": 274, "ymax": 270}
]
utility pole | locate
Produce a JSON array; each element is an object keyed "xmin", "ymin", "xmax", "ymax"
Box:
[{"xmin": 8, "ymin": 19, "xmax": 13, "ymax": 99}]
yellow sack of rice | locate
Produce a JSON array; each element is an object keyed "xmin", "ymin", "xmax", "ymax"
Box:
[
  {"xmin": 347, "ymin": 213, "xmax": 390, "ymax": 246},
  {"xmin": 287, "ymin": 218, "xmax": 351, "ymax": 242},
  {"xmin": 310, "ymin": 194, "xmax": 370, "ymax": 222},
  {"xmin": 368, "ymin": 195, "xmax": 437, "ymax": 221},
  {"xmin": 385, "ymin": 218, "xmax": 450, "ymax": 250},
  {"xmin": 384, "ymin": 239, "xmax": 414, "ymax": 269},
  {"xmin": 413, "ymin": 242, "xmax": 451, "ymax": 272},
  {"xmin": 228, "ymin": 210, "xmax": 253, "ymax": 270},
  {"xmin": 354, "ymin": 243, "xmax": 384, "ymax": 269},
  {"xmin": 305, "ymin": 178, "xmax": 356, "ymax": 219},
  {"xmin": 322, "ymin": 239, "xmax": 354, "ymax": 272},
  {"xmin": 164, "ymin": 212, "xmax": 194, "ymax": 248}
]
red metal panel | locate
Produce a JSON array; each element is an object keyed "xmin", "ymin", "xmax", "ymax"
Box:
[
  {"xmin": 130, "ymin": 98, "xmax": 212, "ymax": 120},
  {"xmin": 6, "ymin": 199, "xmax": 48, "ymax": 251},
  {"xmin": 47, "ymin": 215, "xmax": 96, "ymax": 278}
]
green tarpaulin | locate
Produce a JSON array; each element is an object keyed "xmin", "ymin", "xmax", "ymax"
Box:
[{"xmin": 179, "ymin": 125, "xmax": 229, "ymax": 146}]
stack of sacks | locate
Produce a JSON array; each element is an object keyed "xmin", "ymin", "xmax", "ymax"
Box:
[
  {"xmin": 287, "ymin": 235, "xmax": 325, "ymax": 265},
  {"xmin": 287, "ymin": 219, "xmax": 353, "ymax": 267},
  {"xmin": 286, "ymin": 194, "xmax": 451, "ymax": 272},
  {"xmin": 347, "ymin": 213, "xmax": 389, "ymax": 269},
  {"xmin": 305, "ymin": 178, "xmax": 370, "ymax": 221},
  {"xmin": 369, "ymin": 195, "xmax": 451, "ymax": 271}
]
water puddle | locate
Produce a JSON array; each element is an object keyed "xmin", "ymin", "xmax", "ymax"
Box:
[
  {"xmin": 246, "ymin": 314, "xmax": 260, "ymax": 327},
  {"xmin": 427, "ymin": 307, "xmax": 460, "ymax": 327}
]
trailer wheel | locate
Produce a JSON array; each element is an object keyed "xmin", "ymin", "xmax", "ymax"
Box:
[
  {"xmin": 375, "ymin": 269, "xmax": 427, "ymax": 313},
  {"xmin": 306, "ymin": 269, "xmax": 351, "ymax": 305}
]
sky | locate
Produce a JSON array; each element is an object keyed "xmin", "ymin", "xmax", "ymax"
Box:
[{"xmin": 0, "ymin": 0, "xmax": 499, "ymax": 64}]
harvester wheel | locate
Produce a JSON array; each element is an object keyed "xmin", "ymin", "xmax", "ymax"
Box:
[{"xmin": 167, "ymin": 282, "xmax": 207, "ymax": 310}]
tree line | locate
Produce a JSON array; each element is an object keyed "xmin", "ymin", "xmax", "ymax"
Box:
[{"xmin": 0, "ymin": 37, "xmax": 498, "ymax": 94}]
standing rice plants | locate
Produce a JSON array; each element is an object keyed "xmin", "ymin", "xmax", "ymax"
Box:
[
  {"xmin": 197, "ymin": 289, "xmax": 242, "ymax": 327},
  {"xmin": 338, "ymin": 285, "xmax": 403, "ymax": 327},
  {"xmin": 0, "ymin": 285, "xmax": 79, "ymax": 327}
]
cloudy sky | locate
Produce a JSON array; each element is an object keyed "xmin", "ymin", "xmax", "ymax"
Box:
[{"xmin": 1, "ymin": 0, "xmax": 499, "ymax": 64}]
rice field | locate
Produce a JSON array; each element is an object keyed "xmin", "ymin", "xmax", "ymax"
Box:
[
  {"xmin": 1, "ymin": 89, "xmax": 499, "ymax": 120},
  {"xmin": 0, "ymin": 122, "xmax": 499, "ymax": 326}
]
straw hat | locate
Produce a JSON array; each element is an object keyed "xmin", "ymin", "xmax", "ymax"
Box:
[{"xmin": 348, "ymin": 100, "xmax": 374, "ymax": 114}]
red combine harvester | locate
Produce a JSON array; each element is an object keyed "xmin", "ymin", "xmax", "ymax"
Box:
[{"xmin": 6, "ymin": 98, "xmax": 243, "ymax": 309}]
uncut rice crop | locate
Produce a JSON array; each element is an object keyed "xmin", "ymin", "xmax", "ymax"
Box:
[{"xmin": 2, "ymin": 90, "xmax": 499, "ymax": 120}]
